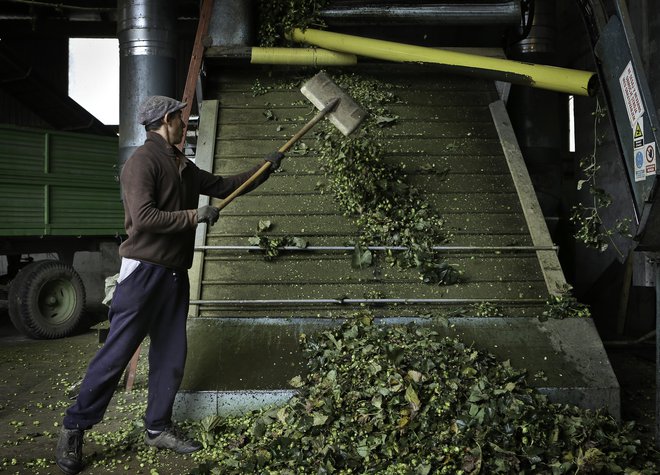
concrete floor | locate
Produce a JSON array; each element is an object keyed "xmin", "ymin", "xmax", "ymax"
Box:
[
  {"xmin": 0, "ymin": 311, "xmax": 201, "ymax": 475},
  {"xmin": 0, "ymin": 311, "xmax": 656, "ymax": 475}
]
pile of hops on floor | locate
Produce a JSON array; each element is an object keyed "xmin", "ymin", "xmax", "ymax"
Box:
[{"xmin": 189, "ymin": 313, "xmax": 658, "ymax": 475}]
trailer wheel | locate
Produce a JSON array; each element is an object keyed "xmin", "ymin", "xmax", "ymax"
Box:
[{"xmin": 8, "ymin": 260, "xmax": 86, "ymax": 339}]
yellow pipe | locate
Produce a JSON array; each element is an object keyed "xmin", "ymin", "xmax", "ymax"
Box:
[
  {"xmin": 250, "ymin": 47, "xmax": 357, "ymax": 66},
  {"xmin": 288, "ymin": 28, "xmax": 597, "ymax": 96}
]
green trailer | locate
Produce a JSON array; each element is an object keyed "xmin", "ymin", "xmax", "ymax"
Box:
[{"xmin": 0, "ymin": 125, "xmax": 124, "ymax": 338}]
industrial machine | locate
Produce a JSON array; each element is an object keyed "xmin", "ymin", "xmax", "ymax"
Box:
[{"xmin": 170, "ymin": 0, "xmax": 657, "ymax": 421}]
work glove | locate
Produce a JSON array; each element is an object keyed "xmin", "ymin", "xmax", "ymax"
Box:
[
  {"xmin": 197, "ymin": 205, "xmax": 220, "ymax": 226},
  {"xmin": 264, "ymin": 151, "xmax": 285, "ymax": 171}
]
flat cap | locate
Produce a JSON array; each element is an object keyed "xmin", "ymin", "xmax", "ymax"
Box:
[{"xmin": 137, "ymin": 95, "xmax": 187, "ymax": 125}]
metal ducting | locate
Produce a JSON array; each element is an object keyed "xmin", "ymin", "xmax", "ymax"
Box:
[
  {"xmin": 512, "ymin": 0, "xmax": 555, "ymax": 55},
  {"xmin": 319, "ymin": 1, "xmax": 521, "ymax": 26},
  {"xmin": 117, "ymin": 0, "xmax": 177, "ymax": 171},
  {"xmin": 208, "ymin": 0, "xmax": 255, "ymax": 46}
]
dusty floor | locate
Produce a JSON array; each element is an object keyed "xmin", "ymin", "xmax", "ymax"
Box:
[
  {"xmin": 0, "ymin": 312, "xmax": 201, "ymax": 475},
  {"xmin": 0, "ymin": 311, "xmax": 657, "ymax": 475}
]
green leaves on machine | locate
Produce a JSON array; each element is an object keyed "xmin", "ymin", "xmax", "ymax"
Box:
[
  {"xmin": 249, "ymin": 220, "xmax": 308, "ymax": 260},
  {"xmin": 317, "ymin": 73, "xmax": 459, "ymax": 285}
]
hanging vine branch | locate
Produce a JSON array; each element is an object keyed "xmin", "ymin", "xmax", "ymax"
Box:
[{"xmin": 570, "ymin": 100, "xmax": 631, "ymax": 257}]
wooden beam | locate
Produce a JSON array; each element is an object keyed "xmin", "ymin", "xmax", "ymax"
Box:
[
  {"xmin": 188, "ymin": 100, "xmax": 219, "ymax": 318},
  {"xmin": 123, "ymin": 346, "xmax": 142, "ymax": 391},
  {"xmin": 490, "ymin": 99, "xmax": 568, "ymax": 296},
  {"xmin": 177, "ymin": 0, "xmax": 214, "ymax": 151}
]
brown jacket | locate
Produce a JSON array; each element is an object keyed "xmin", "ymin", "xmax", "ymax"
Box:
[{"xmin": 119, "ymin": 132, "xmax": 270, "ymax": 270}]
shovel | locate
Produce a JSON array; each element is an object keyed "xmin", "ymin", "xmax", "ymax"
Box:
[{"xmin": 215, "ymin": 71, "xmax": 367, "ymax": 212}]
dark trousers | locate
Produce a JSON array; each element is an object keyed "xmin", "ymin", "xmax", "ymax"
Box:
[{"xmin": 64, "ymin": 262, "xmax": 190, "ymax": 431}]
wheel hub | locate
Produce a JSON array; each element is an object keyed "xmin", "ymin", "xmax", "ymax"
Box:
[{"xmin": 38, "ymin": 278, "xmax": 78, "ymax": 324}]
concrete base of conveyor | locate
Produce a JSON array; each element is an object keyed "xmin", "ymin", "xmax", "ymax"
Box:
[
  {"xmin": 177, "ymin": 63, "xmax": 619, "ymax": 420},
  {"xmin": 175, "ymin": 316, "xmax": 618, "ymax": 420}
]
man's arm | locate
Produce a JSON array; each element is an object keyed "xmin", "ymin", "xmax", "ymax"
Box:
[
  {"xmin": 197, "ymin": 152, "xmax": 284, "ymax": 199},
  {"xmin": 121, "ymin": 159, "xmax": 197, "ymax": 233}
]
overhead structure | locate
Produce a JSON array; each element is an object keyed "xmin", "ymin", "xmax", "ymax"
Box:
[
  {"xmin": 317, "ymin": 0, "xmax": 522, "ymax": 26},
  {"xmin": 314, "ymin": 0, "xmax": 526, "ymax": 45},
  {"xmin": 287, "ymin": 28, "xmax": 597, "ymax": 96}
]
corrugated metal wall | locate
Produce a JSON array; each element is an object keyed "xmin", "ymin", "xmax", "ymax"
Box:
[{"xmin": 0, "ymin": 125, "xmax": 124, "ymax": 237}]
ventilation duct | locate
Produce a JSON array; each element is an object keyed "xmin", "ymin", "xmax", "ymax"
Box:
[
  {"xmin": 208, "ymin": 0, "xmax": 255, "ymax": 46},
  {"xmin": 319, "ymin": 1, "xmax": 521, "ymax": 26},
  {"xmin": 117, "ymin": 0, "xmax": 177, "ymax": 171}
]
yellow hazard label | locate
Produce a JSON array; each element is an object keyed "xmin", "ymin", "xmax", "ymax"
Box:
[{"xmin": 634, "ymin": 122, "xmax": 644, "ymax": 139}]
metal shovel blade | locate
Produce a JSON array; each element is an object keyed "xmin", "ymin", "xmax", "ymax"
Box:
[{"xmin": 300, "ymin": 71, "xmax": 367, "ymax": 136}]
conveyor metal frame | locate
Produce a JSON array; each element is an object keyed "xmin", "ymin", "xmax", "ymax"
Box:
[{"xmin": 195, "ymin": 245, "xmax": 558, "ymax": 252}]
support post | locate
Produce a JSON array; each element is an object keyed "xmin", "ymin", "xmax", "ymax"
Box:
[
  {"xmin": 177, "ymin": 0, "xmax": 214, "ymax": 151},
  {"xmin": 655, "ymin": 256, "xmax": 660, "ymax": 448}
]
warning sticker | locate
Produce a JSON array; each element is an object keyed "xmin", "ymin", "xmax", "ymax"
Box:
[
  {"xmin": 620, "ymin": 62, "xmax": 645, "ymax": 127},
  {"xmin": 634, "ymin": 148, "xmax": 646, "ymax": 181},
  {"xmin": 635, "ymin": 142, "xmax": 657, "ymax": 180},
  {"xmin": 633, "ymin": 117, "xmax": 644, "ymax": 140},
  {"xmin": 645, "ymin": 142, "xmax": 656, "ymax": 176}
]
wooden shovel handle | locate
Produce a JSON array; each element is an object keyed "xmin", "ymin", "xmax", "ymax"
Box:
[
  {"xmin": 278, "ymin": 97, "xmax": 338, "ymax": 153},
  {"xmin": 216, "ymin": 98, "xmax": 338, "ymax": 212}
]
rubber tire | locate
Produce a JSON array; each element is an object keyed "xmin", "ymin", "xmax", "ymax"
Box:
[{"xmin": 8, "ymin": 260, "xmax": 86, "ymax": 339}]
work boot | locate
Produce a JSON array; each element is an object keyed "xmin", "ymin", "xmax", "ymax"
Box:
[
  {"xmin": 55, "ymin": 427, "xmax": 84, "ymax": 474},
  {"xmin": 144, "ymin": 424, "xmax": 202, "ymax": 454}
]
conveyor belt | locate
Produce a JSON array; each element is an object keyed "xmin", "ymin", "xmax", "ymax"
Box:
[{"xmin": 189, "ymin": 64, "xmax": 556, "ymax": 317}]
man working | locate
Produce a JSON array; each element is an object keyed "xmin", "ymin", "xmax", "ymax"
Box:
[{"xmin": 55, "ymin": 95, "xmax": 283, "ymax": 474}]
